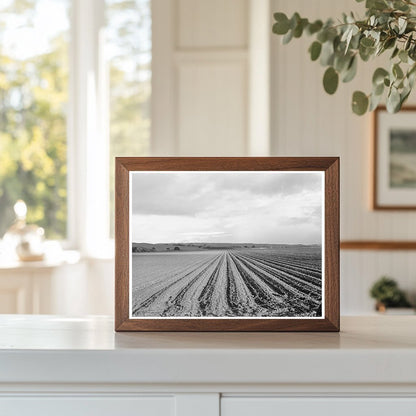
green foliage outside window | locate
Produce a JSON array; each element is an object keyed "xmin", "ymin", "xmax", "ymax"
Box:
[
  {"xmin": 0, "ymin": 0, "xmax": 151, "ymax": 240},
  {"xmin": 0, "ymin": 1, "xmax": 69, "ymax": 238}
]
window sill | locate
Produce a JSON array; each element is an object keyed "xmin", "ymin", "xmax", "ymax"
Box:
[{"xmin": 0, "ymin": 250, "xmax": 81, "ymax": 271}]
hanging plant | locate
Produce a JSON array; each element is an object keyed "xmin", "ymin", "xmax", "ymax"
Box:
[{"xmin": 272, "ymin": 0, "xmax": 416, "ymax": 115}]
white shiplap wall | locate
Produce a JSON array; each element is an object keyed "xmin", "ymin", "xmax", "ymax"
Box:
[
  {"xmin": 152, "ymin": 0, "xmax": 249, "ymax": 156},
  {"xmin": 271, "ymin": 0, "xmax": 416, "ymax": 313}
]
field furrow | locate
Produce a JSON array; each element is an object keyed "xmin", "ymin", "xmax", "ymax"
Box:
[{"xmin": 131, "ymin": 246, "xmax": 323, "ymax": 318}]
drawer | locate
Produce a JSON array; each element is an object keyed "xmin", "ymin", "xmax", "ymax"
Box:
[
  {"xmin": 221, "ymin": 397, "xmax": 416, "ymax": 416},
  {"xmin": 0, "ymin": 396, "xmax": 175, "ymax": 416}
]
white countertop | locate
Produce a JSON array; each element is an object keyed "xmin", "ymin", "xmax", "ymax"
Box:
[{"xmin": 0, "ymin": 315, "xmax": 415, "ymax": 386}]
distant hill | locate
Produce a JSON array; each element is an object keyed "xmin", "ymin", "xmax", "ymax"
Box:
[{"xmin": 131, "ymin": 242, "xmax": 321, "ymax": 253}]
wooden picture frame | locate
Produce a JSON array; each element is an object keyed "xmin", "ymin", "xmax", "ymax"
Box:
[
  {"xmin": 115, "ymin": 157, "xmax": 339, "ymax": 332},
  {"xmin": 373, "ymin": 106, "xmax": 416, "ymax": 210}
]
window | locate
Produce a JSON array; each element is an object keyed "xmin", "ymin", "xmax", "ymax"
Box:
[
  {"xmin": 106, "ymin": 0, "xmax": 151, "ymax": 237},
  {"xmin": 0, "ymin": 0, "xmax": 151, "ymax": 252},
  {"xmin": 0, "ymin": 0, "xmax": 70, "ymax": 239}
]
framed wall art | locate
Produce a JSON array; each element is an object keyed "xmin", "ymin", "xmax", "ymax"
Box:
[
  {"xmin": 374, "ymin": 106, "xmax": 416, "ymax": 210},
  {"xmin": 115, "ymin": 157, "xmax": 339, "ymax": 332}
]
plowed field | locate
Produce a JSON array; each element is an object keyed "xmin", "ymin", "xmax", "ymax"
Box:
[{"xmin": 131, "ymin": 248, "xmax": 322, "ymax": 318}]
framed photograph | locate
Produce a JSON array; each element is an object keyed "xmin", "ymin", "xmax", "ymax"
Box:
[
  {"xmin": 115, "ymin": 157, "xmax": 339, "ymax": 332},
  {"xmin": 374, "ymin": 106, "xmax": 416, "ymax": 209}
]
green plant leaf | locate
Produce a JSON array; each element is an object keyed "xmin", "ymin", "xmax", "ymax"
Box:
[
  {"xmin": 393, "ymin": 63, "xmax": 404, "ymax": 79},
  {"xmin": 290, "ymin": 12, "xmax": 301, "ymax": 29},
  {"xmin": 307, "ymin": 20, "xmax": 323, "ymax": 35},
  {"xmin": 273, "ymin": 13, "xmax": 290, "ymax": 34},
  {"xmin": 399, "ymin": 49, "xmax": 408, "ymax": 63},
  {"xmin": 323, "ymin": 67, "xmax": 339, "ymax": 94},
  {"xmin": 334, "ymin": 52, "xmax": 351, "ymax": 72},
  {"xmin": 293, "ymin": 18, "xmax": 309, "ymax": 38},
  {"xmin": 271, "ymin": 2, "xmax": 416, "ymax": 115},
  {"xmin": 359, "ymin": 42, "xmax": 375, "ymax": 61},
  {"xmin": 360, "ymin": 37, "xmax": 375, "ymax": 48},
  {"xmin": 405, "ymin": 34, "xmax": 413, "ymax": 50},
  {"xmin": 342, "ymin": 56, "xmax": 357, "ymax": 82},
  {"xmin": 372, "ymin": 67, "xmax": 389, "ymax": 86},
  {"xmin": 352, "ymin": 91, "xmax": 369, "ymax": 115},
  {"xmin": 383, "ymin": 37, "xmax": 396, "ymax": 50},
  {"xmin": 282, "ymin": 29, "xmax": 293, "ymax": 44},
  {"xmin": 320, "ymin": 40, "xmax": 335, "ymax": 66},
  {"xmin": 366, "ymin": 0, "xmax": 388, "ymax": 7},
  {"xmin": 400, "ymin": 87, "xmax": 411, "ymax": 106},
  {"xmin": 391, "ymin": 47, "xmax": 399, "ymax": 59},
  {"xmin": 317, "ymin": 29, "xmax": 328, "ymax": 43},
  {"xmin": 309, "ymin": 41, "xmax": 322, "ymax": 61},
  {"xmin": 387, "ymin": 87, "xmax": 401, "ymax": 112},
  {"xmin": 369, "ymin": 92, "xmax": 383, "ymax": 111}
]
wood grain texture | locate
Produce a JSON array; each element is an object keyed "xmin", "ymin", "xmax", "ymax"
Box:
[
  {"xmin": 341, "ymin": 241, "xmax": 416, "ymax": 250},
  {"xmin": 373, "ymin": 106, "xmax": 416, "ymax": 210},
  {"xmin": 114, "ymin": 157, "xmax": 340, "ymax": 332},
  {"xmin": 325, "ymin": 158, "xmax": 340, "ymax": 331},
  {"xmin": 115, "ymin": 160, "xmax": 130, "ymax": 330}
]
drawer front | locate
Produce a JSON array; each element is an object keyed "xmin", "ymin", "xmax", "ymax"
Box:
[
  {"xmin": 0, "ymin": 396, "xmax": 175, "ymax": 416},
  {"xmin": 221, "ymin": 397, "xmax": 416, "ymax": 416}
]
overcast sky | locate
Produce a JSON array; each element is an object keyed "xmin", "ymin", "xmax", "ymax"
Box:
[{"xmin": 131, "ymin": 171, "xmax": 323, "ymax": 245}]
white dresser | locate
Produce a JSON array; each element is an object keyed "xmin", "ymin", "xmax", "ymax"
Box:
[{"xmin": 0, "ymin": 315, "xmax": 415, "ymax": 415}]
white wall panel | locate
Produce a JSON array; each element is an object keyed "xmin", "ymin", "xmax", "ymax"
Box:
[
  {"xmin": 271, "ymin": 0, "xmax": 416, "ymax": 314},
  {"xmin": 177, "ymin": 61, "xmax": 247, "ymax": 156},
  {"xmin": 152, "ymin": 0, "xmax": 249, "ymax": 156},
  {"xmin": 178, "ymin": 0, "xmax": 248, "ymax": 49}
]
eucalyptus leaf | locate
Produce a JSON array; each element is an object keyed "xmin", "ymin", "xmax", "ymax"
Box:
[
  {"xmin": 398, "ymin": 17, "xmax": 407, "ymax": 34},
  {"xmin": 366, "ymin": 0, "xmax": 388, "ymax": 11},
  {"xmin": 290, "ymin": 13, "xmax": 301, "ymax": 30},
  {"xmin": 334, "ymin": 52, "xmax": 351, "ymax": 72},
  {"xmin": 342, "ymin": 56, "xmax": 357, "ymax": 82},
  {"xmin": 273, "ymin": 13, "xmax": 290, "ymax": 34},
  {"xmin": 393, "ymin": 63, "xmax": 404, "ymax": 79},
  {"xmin": 391, "ymin": 47, "xmax": 399, "ymax": 59},
  {"xmin": 399, "ymin": 49, "xmax": 408, "ymax": 63},
  {"xmin": 372, "ymin": 68, "xmax": 389, "ymax": 85},
  {"xmin": 307, "ymin": 20, "xmax": 323, "ymax": 35},
  {"xmin": 282, "ymin": 29, "xmax": 293, "ymax": 44},
  {"xmin": 323, "ymin": 67, "xmax": 339, "ymax": 94},
  {"xmin": 373, "ymin": 82, "xmax": 385, "ymax": 95},
  {"xmin": 359, "ymin": 44, "xmax": 375, "ymax": 61},
  {"xmin": 352, "ymin": 91, "xmax": 369, "ymax": 115},
  {"xmin": 272, "ymin": 2, "xmax": 416, "ymax": 115},
  {"xmin": 320, "ymin": 41, "xmax": 335, "ymax": 66},
  {"xmin": 405, "ymin": 34, "xmax": 413, "ymax": 51},
  {"xmin": 383, "ymin": 37, "xmax": 396, "ymax": 50},
  {"xmin": 401, "ymin": 87, "xmax": 411, "ymax": 106},
  {"xmin": 309, "ymin": 41, "xmax": 322, "ymax": 61},
  {"xmin": 369, "ymin": 92, "xmax": 383, "ymax": 111},
  {"xmin": 360, "ymin": 37, "xmax": 375, "ymax": 48},
  {"xmin": 387, "ymin": 87, "xmax": 401, "ymax": 112},
  {"xmin": 293, "ymin": 18, "xmax": 308, "ymax": 38}
]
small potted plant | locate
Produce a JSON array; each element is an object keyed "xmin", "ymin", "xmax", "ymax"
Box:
[{"xmin": 370, "ymin": 276, "xmax": 414, "ymax": 313}]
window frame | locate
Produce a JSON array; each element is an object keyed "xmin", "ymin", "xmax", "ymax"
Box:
[
  {"xmin": 1, "ymin": 0, "xmax": 156, "ymax": 258},
  {"xmin": 67, "ymin": 0, "xmax": 111, "ymax": 257}
]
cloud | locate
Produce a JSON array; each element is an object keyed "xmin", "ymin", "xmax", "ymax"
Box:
[
  {"xmin": 131, "ymin": 171, "xmax": 324, "ymax": 244},
  {"xmin": 132, "ymin": 171, "xmax": 322, "ymax": 216}
]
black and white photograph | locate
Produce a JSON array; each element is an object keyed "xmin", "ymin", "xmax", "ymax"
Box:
[{"xmin": 129, "ymin": 171, "xmax": 324, "ymax": 319}]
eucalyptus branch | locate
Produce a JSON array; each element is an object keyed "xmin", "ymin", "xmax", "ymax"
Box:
[{"xmin": 272, "ymin": 0, "xmax": 416, "ymax": 115}]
